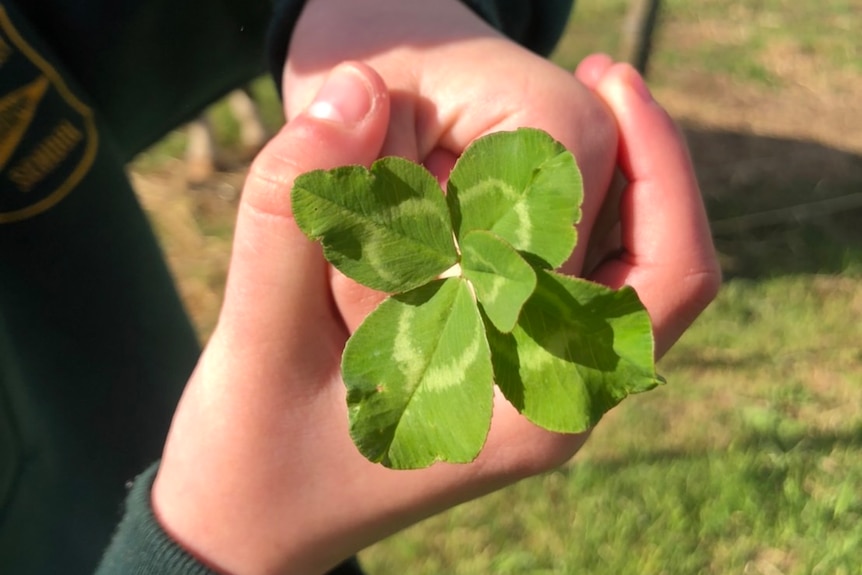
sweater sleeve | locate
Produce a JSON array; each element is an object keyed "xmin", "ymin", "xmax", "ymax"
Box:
[
  {"xmin": 460, "ymin": 0, "xmax": 576, "ymax": 56},
  {"xmin": 266, "ymin": 0, "xmax": 575, "ymax": 91},
  {"xmin": 95, "ymin": 464, "xmax": 367, "ymax": 575},
  {"xmin": 94, "ymin": 464, "xmax": 218, "ymax": 575}
]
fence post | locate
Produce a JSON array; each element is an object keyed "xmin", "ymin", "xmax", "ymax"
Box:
[{"xmin": 620, "ymin": 0, "xmax": 662, "ymax": 76}]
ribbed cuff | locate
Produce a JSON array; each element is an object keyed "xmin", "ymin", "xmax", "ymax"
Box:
[{"xmin": 95, "ymin": 463, "xmax": 217, "ymax": 575}]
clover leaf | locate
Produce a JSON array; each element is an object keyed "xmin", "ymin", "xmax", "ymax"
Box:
[
  {"xmin": 447, "ymin": 128, "xmax": 582, "ymax": 269},
  {"xmin": 460, "ymin": 230, "xmax": 536, "ymax": 333},
  {"xmin": 292, "ymin": 157, "xmax": 457, "ymax": 293},
  {"xmin": 343, "ymin": 278, "xmax": 493, "ymax": 468},
  {"xmin": 292, "ymin": 128, "xmax": 663, "ymax": 469}
]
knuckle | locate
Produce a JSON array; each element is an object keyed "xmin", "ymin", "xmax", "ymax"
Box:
[{"xmin": 242, "ymin": 139, "xmax": 308, "ymax": 219}]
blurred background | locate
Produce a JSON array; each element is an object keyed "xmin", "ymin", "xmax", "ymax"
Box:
[{"xmin": 130, "ymin": 1, "xmax": 862, "ymax": 573}]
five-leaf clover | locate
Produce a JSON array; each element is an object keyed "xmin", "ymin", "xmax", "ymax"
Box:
[{"xmin": 292, "ymin": 128, "xmax": 662, "ymax": 469}]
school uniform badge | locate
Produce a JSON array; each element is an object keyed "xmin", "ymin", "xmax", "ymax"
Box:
[{"xmin": 0, "ymin": 7, "xmax": 97, "ymax": 224}]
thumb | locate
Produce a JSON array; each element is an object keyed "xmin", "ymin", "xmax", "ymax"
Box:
[{"xmin": 218, "ymin": 62, "xmax": 390, "ymax": 348}]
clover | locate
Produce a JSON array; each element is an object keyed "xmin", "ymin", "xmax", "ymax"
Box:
[{"xmin": 292, "ymin": 128, "xmax": 662, "ymax": 469}]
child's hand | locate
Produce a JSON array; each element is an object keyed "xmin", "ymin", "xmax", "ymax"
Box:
[
  {"xmin": 282, "ymin": 0, "xmax": 618, "ymax": 281},
  {"xmin": 151, "ymin": 59, "xmax": 718, "ymax": 575}
]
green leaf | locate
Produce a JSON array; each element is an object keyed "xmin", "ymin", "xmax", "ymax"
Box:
[
  {"xmin": 447, "ymin": 128, "xmax": 583, "ymax": 269},
  {"xmin": 343, "ymin": 278, "xmax": 494, "ymax": 469},
  {"xmin": 460, "ymin": 230, "xmax": 537, "ymax": 333},
  {"xmin": 486, "ymin": 270, "xmax": 662, "ymax": 433},
  {"xmin": 292, "ymin": 157, "xmax": 458, "ymax": 293}
]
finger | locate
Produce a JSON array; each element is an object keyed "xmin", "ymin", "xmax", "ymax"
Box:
[
  {"xmin": 588, "ymin": 64, "xmax": 720, "ymax": 358},
  {"xmin": 219, "ymin": 62, "xmax": 390, "ymax": 347},
  {"xmin": 574, "ymin": 53, "xmax": 615, "ymax": 89},
  {"xmin": 573, "ymin": 54, "xmax": 625, "ymax": 276},
  {"xmin": 423, "ymin": 146, "xmax": 459, "ymax": 187},
  {"xmin": 570, "ymin": 54, "xmax": 624, "ymax": 277},
  {"xmin": 378, "ymin": 90, "xmax": 422, "ymax": 161}
]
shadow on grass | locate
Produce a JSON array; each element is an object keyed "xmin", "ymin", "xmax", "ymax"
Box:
[
  {"xmin": 743, "ymin": 422, "xmax": 862, "ymax": 453},
  {"xmin": 565, "ymin": 423, "xmax": 862, "ymax": 474},
  {"xmin": 682, "ymin": 126, "xmax": 862, "ymax": 279}
]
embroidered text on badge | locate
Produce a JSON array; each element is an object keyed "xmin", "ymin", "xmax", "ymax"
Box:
[{"xmin": 0, "ymin": 7, "xmax": 98, "ymax": 224}]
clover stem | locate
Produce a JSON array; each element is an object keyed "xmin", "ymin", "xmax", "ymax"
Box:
[{"xmin": 439, "ymin": 262, "xmax": 462, "ymax": 279}]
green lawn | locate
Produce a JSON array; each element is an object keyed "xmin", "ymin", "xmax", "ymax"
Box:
[{"xmin": 557, "ymin": 0, "xmax": 862, "ymax": 83}]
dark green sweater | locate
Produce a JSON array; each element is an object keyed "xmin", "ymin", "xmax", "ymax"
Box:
[{"xmin": 0, "ymin": 1, "xmax": 573, "ymax": 573}]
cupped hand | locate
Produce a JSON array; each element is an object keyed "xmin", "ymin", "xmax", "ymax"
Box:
[{"xmin": 152, "ymin": 59, "xmax": 719, "ymax": 575}]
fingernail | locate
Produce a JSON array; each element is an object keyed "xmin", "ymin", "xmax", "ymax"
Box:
[
  {"xmin": 307, "ymin": 64, "xmax": 373, "ymax": 125},
  {"xmin": 628, "ymin": 68, "xmax": 653, "ymax": 102}
]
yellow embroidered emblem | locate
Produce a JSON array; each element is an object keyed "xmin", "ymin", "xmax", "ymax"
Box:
[{"xmin": 0, "ymin": 7, "xmax": 98, "ymax": 224}]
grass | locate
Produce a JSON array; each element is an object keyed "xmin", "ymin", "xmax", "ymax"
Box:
[
  {"xmin": 558, "ymin": 0, "xmax": 862, "ymax": 87},
  {"xmin": 131, "ymin": 1, "xmax": 862, "ymax": 573},
  {"xmin": 364, "ymin": 444, "xmax": 862, "ymax": 573},
  {"xmin": 359, "ymin": 276, "xmax": 862, "ymax": 574},
  {"xmin": 660, "ymin": 0, "xmax": 862, "ymax": 59}
]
